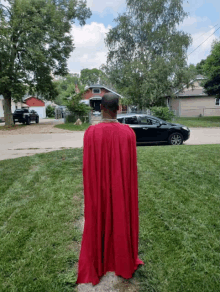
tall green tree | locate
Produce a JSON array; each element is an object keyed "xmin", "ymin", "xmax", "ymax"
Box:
[
  {"xmin": 0, "ymin": 0, "xmax": 91, "ymax": 125},
  {"xmin": 105, "ymin": 0, "xmax": 193, "ymax": 109},
  {"xmin": 80, "ymin": 68, "xmax": 110, "ymax": 87},
  {"xmin": 53, "ymin": 74, "xmax": 84, "ymax": 105},
  {"xmin": 195, "ymin": 59, "xmax": 206, "ymax": 75},
  {"xmin": 202, "ymin": 40, "xmax": 220, "ymax": 98}
]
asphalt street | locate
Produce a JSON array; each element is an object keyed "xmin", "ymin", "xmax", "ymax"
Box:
[{"xmin": 0, "ymin": 126, "xmax": 220, "ymax": 161}]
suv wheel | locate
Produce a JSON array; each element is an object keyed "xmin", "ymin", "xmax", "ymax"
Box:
[
  {"xmin": 168, "ymin": 132, "xmax": 183, "ymax": 145},
  {"xmin": 36, "ymin": 117, "xmax": 39, "ymax": 123},
  {"xmin": 26, "ymin": 117, "xmax": 30, "ymax": 125}
]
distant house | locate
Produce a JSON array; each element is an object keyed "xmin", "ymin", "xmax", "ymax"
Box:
[
  {"xmin": 167, "ymin": 75, "xmax": 220, "ymax": 117},
  {"xmin": 80, "ymin": 84, "xmax": 128, "ymax": 113},
  {"xmin": 0, "ymin": 95, "xmax": 23, "ymax": 121}
]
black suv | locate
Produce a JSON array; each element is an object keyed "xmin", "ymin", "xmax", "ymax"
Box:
[
  {"xmin": 117, "ymin": 113, "xmax": 190, "ymax": 145},
  {"xmin": 13, "ymin": 109, "xmax": 39, "ymax": 125}
]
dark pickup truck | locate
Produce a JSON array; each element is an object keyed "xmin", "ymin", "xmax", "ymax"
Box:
[{"xmin": 13, "ymin": 109, "xmax": 39, "ymax": 125}]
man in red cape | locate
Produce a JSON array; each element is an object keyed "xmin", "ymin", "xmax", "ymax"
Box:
[{"xmin": 76, "ymin": 93, "xmax": 144, "ymax": 285}]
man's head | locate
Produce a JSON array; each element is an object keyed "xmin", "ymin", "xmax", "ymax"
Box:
[{"xmin": 100, "ymin": 93, "xmax": 119, "ymax": 117}]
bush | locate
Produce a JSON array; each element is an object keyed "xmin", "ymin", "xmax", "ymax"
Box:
[
  {"xmin": 46, "ymin": 105, "xmax": 55, "ymax": 117},
  {"xmin": 150, "ymin": 106, "xmax": 175, "ymax": 121}
]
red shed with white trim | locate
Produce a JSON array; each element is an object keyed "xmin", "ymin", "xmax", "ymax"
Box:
[{"xmin": 24, "ymin": 97, "xmax": 46, "ymax": 118}]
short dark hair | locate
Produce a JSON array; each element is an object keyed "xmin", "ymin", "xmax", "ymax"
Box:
[{"xmin": 101, "ymin": 93, "xmax": 119, "ymax": 112}]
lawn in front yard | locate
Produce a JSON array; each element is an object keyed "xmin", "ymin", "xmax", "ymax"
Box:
[
  {"xmin": 54, "ymin": 116, "xmax": 220, "ymax": 132},
  {"xmin": 173, "ymin": 116, "xmax": 220, "ymax": 127},
  {"xmin": 0, "ymin": 145, "xmax": 220, "ymax": 292},
  {"xmin": 55, "ymin": 123, "xmax": 90, "ymax": 131}
]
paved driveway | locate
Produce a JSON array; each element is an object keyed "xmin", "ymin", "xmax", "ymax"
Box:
[
  {"xmin": 0, "ymin": 119, "xmax": 84, "ymax": 160},
  {"xmin": 184, "ymin": 128, "xmax": 220, "ymax": 145},
  {"xmin": 0, "ymin": 122, "xmax": 220, "ymax": 161}
]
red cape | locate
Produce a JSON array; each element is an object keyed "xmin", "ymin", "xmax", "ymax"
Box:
[{"xmin": 76, "ymin": 122, "xmax": 144, "ymax": 285}]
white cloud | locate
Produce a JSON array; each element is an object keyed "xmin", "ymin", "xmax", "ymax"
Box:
[
  {"xmin": 192, "ymin": 27, "xmax": 217, "ymax": 50},
  {"xmin": 180, "ymin": 15, "xmax": 209, "ymax": 28},
  {"xmin": 178, "ymin": 15, "xmax": 219, "ymax": 65},
  {"xmin": 67, "ymin": 13, "xmax": 219, "ymax": 73},
  {"xmin": 187, "ymin": 26, "xmax": 218, "ymax": 64},
  {"xmin": 180, "ymin": 16, "xmax": 198, "ymax": 27},
  {"xmin": 68, "ymin": 22, "xmax": 111, "ymax": 73},
  {"xmin": 86, "ymin": 0, "xmax": 126, "ymax": 14}
]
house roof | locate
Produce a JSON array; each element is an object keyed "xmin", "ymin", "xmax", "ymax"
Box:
[
  {"xmin": 84, "ymin": 84, "xmax": 124, "ymax": 99},
  {"xmin": 175, "ymin": 75, "xmax": 208, "ymax": 97},
  {"xmin": 195, "ymin": 74, "xmax": 206, "ymax": 80},
  {"xmin": 23, "ymin": 96, "xmax": 43, "ymax": 101},
  {"xmin": 178, "ymin": 89, "xmax": 207, "ymax": 97}
]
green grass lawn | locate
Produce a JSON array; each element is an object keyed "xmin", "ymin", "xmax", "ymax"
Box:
[
  {"xmin": 54, "ymin": 116, "xmax": 220, "ymax": 132},
  {"xmin": 55, "ymin": 123, "xmax": 90, "ymax": 131},
  {"xmin": 173, "ymin": 116, "xmax": 220, "ymax": 128},
  {"xmin": 1, "ymin": 145, "xmax": 220, "ymax": 291}
]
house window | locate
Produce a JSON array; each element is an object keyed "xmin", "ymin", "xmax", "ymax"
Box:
[
  {"xmin": 92, "ymin": 88, "xmax": 101, "ymax": 94},
  {"xmin": 215, "ymin": 98, "xmax": 220, "ymax": 106}
]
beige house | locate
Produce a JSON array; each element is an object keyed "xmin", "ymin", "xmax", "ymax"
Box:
[
  {"xmin": 167, "ymin": 75, "xmax": 220, "ymax": 117},
  {"xmin": 0, "ymin": 95, "xmax": 24, "ymax": 121}
]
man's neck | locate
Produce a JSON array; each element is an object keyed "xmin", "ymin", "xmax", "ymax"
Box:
[{"xmin": 102, "ymin": 112, "xmax": 117, "ymax": 120}]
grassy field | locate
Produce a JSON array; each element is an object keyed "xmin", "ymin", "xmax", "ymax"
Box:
[
  {"xmin": 0, "ymin": 145, "xmax": 220, "ymax": 291},
  {"xmin": 55, "ymin": 123, "xmax": 90, "ymax": 131},
  {"xmin": 54, "ymin": 116, "xmax": 220, "ymax": 132},
  {"xmin": 173, "ymin": 116, "xmax": 220, "ymax": 128}
]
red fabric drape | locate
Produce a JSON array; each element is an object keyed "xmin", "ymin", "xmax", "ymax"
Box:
[{"xmin": 76, "ymin": 122, "xmax": 144, "ymax": 285}]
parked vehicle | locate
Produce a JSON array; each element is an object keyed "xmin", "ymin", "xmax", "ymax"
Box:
[
  {"xmin": 13, "ymin": 109, "xmax": 39, "ymax": 125},
  {"xmin": 117, "ymin": 113, "xmax": 190, "ymax": 145}
]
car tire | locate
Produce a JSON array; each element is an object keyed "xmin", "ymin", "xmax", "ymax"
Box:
[
  {"xmin": 26, "ymin": 117, "xmax": 30, "ymax": 125},
  {"xmin": 36, "ymin": 117, "xmax": 39, "ymax": 123},
  {"xmin": 168, "ymin": 132, "xmax": 183, "ymax": 145}
]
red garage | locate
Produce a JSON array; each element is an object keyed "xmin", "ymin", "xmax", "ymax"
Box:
[{"xmin": 24, "ymin": 97, "xmax": 46, "ymax": 118}]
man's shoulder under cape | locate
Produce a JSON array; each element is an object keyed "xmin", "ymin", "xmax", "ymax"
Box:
[{"xmin": 83, "ymin": 122, "xmax": 136, "ymax": 147}]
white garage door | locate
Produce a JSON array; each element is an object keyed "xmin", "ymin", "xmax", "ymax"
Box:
[{"xmin": 29, "ymin": 107, "xmax": 46, "ymax": 118}]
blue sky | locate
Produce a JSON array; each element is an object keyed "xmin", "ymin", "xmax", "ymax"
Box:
[{"xmin": 69, "ymin": 0, "xmax": 220, "ymax": 74}]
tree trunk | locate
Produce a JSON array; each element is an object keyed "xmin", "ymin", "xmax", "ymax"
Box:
[{"xmin": 4, "ymin": 96, "xmax": 14, "ymax": 126}]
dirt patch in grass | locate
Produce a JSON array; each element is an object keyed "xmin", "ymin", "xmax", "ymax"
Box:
[{"xmin": 0, "ymin": 120, "xmax": 71, "ymax": 135}]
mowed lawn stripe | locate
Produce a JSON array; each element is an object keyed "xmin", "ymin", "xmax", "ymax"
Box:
[
  {"xmin": 0, "ymin": 145, "xmax": 220, "ymax": 291},
  {"xmin": 0, "ymin": 150, "xmax": 83, "ymax": 292},
  {"xmin": 136, "ymin": 144, "xmax": 220, "ymax": 292}
]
